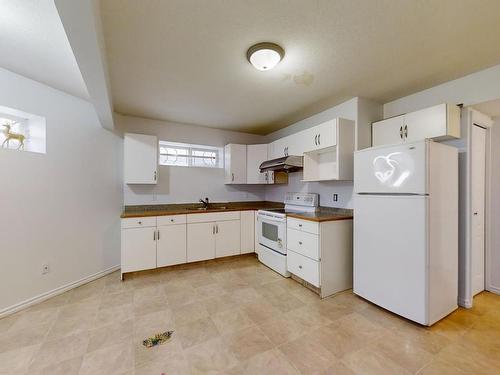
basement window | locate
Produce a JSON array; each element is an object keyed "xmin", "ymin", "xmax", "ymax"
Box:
[
  {"xmin": 159, "ymin": 140, "xmax": 223, "ymax": 168},
  {"xmin": 0, "ymin": 105, "xmax": 46, "ymax": 154}
]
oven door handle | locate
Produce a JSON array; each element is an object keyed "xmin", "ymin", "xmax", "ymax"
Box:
[{"xmin": 257, "ymin": 215, "xmax": 286, "ymax": 223}]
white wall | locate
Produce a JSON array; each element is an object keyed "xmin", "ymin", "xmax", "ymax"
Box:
[
  {"xmin": 0, "ymin": 68, "xmax": 122, "ymax": 314},
  {"xmin": 489, "ymin": 118, "xmax": 500, "ymax": 294},
  {"xmin": 116, "ymin": 114, "xmax": 267, "ymax": 205}
]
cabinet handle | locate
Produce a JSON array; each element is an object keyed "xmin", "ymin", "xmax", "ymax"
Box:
[
  {"xmin": 231, "ymin": 173, "xmax": 234, "ymax": 182},
  {"xmin": 318, "ymin": 134, "xmax": 320, "ymax": 145},
  {"xmin": 399, "ymin": 126, "xmax": 403, "ymax": 139},
  {"xmin": 153, "ymin": 230, "xmax": 156, "ymax": 241},
  {"xmin": 314, "ymin": 135, "xmax": 317, "ymax": 145},
  {"xmin": 404, "ymin": 125, "xmax": 408, "ymax": 139},
  {"xmin": 154, "ymin": 171, "xmax": 157, "ymax": 181},
  {"xmin": 216, "ymin": 224, "xmax": 219, "ymax": 234},
  {"xmin": 157, "ymin": 230, "xmax": 160, "ymax": 240},
  {"xmin": 213, "ymin": 225, "xmax": 215, "ymax": 234}
]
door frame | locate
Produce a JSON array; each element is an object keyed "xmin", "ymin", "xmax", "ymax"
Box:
[{"xmin": 463, "ymin": 108, "xmax": 493, "ymax": 307}]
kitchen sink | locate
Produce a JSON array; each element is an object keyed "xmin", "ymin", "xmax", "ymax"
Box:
[{"xmin": 191, "ymin": 206, "xmax": 227, "ymax": 211}]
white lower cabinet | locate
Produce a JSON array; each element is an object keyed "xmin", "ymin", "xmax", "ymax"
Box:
[
  {"xmin": 286, "ymin": 217, "xmax": 353, "ymax": 298},
  {"xmin": 121, "ymin": 226, "xmax": 157, "ymax": 274},
  {"xmin": 187, "ymin": 222, "xmax": 216, "ymax": 262},
  {"xmin": 240, "ymin": 211, "xmax": 255, "ymax": 254},
  {"xmin": 157, "ymin": 224, "xmax": 187, "ymax": 267},
  {"xmin": 216, "ymin": 220, "xmax": 241, "ymax": 257}
]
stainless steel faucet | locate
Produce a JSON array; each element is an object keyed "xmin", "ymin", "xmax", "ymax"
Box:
[{"xmin": 199, "ymin": 197, "xmax": 209, "ymax": 208}]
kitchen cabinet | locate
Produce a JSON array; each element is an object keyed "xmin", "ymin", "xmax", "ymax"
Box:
[
  {"xmin": 240, "ymin": 210, "xmax": 255, "ymax": 254},
  {"xmin": 372, "ymin": 103, "xmax": 460, "ymax": 147},
  {"xmin": 286, "ymin": 217, "xmax": 353, "ymax": 298},
  {"xmin": 224, "ymin": 144, "xmax": 247, "ymax": 184},
  {"xmin": 157, "ymin": 218, "xmax": 187, "ymax": 267},
  {"xmin": 124, "ymin": 133, "xmax": 158, "ymax": 184},
  {"xmin": 187, "ymin": 222, "xmax": 216, "ymax": 262},
  {"xmin": 215, "ymin": 220, "xmax": 241, "ymax": 257},
  {"xmin": 246, "ymin": 144, "xmax": 268, "ymax": 184},
  {"xmin": 302, "ymin": 118, "xmax": 355, "ymax": 181},
  {"xmin": 121, "ymin": 224, "xmax": 157, "ymax": 275}
]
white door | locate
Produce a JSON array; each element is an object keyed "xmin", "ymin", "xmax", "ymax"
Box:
[
  {"xmin": 124, "ymin": 133, "xmax": 158, "ymax": 184},
  {"xmin": 246, "ymin": 144, "xmax": 268, "ymax": 184},
  {"xmin": 354, "ymin": 195, "xmax": 428, "ymax": 324},
  {"xmin": 471, "ymin": 124, "xmax": 486, "ymax": 296},
  {"xmin": 157, "ymin": 225, "xmax": 187, "ymax": 267},
  {"xmin": 372, "ymin": 115, "xmax": 405, "ymax": 147},
  {"xmin": 121, "ymin": 227, "xmax": 157, "ymax": 273},
  {"xmin": 216, "ymin": 220, "xmax": 241, "ymax": 257},
  {"xmin": 187, "ymin": 222, "xmax": 216, "ymax": 262},
  {"xmin": 354, "ymin": 141, "xmax": 428, "ymax": 194},
  {"xmin": 240, "ymin": 211, "xmax": 255, "ymax": 254},
  {"xmin": 405, "ymin": 104, "xmax": 447, "ymax": 142},
  {"xmin": 224, "ymin": 144, "xmax": 247, "ymax": 184}
]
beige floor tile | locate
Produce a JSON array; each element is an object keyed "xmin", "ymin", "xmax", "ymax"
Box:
[
  {"xmin": 267, "ymin": 291, "xmax": 305, "ymax": 313},
  {"xmin": 172, "ymin": 301, "xmax": 210, "ymax": 326},
  {"xmin": 29, "ymin": 356, "xmax": 83, "ymax": 375},
  {"xmin": 278, "ymin": 332, "xmax": 338, "ymax": 374},
  {"xmin": 134, "ymin": 309, "xmax": 175, "ymax": 339},
  {"xmin": 226, "ymin": 326, "xmax": 274, "ymax": 361},
  {"xmin": 318, "ymin": 361, "xmax": 356, "ymax": 375},
  {"xmin": 99, "ymin": 290, "xmax": 134, "ymax": 309},
  {"xmin": 329, "ymin": 291, "xmax": 370, "ymax": 312},
  {"xmin": 331, "ymin": 312, "xmax": 385, "ymax": 342},
  {"xmin": 87, "ymin": 319, "xmax": 134, "ymax": 353},
  {"xmin": 307, "ymin": 323, "xmax": 370, "ymax": 359},
  {"xmin": 133, "ymin": 293, "xmax": 169, "ymax": 316},
  {"xmin": 0, "ymin": 322, "xmax": 51, "ymax": 354},
  {"xmin": 258, "ymin": 315, "xmax": 309, "ymax": 346},
  {"xmin": 79, "ymin": 341, "xmax": 134, "ymax": 375},
  {"xmin": 307, "ymin": 299, "xmax": 353, "ymax": 322},
  {"xmin": 417, "ymin": 359, "xmax": 468, "ymax": 375},
  {"xmin": 25, "ymin": 293, "xmax": 70, "ymax": 311},
  {"xmin": 225, "ymin": 348, "xmax": 299, "ymax": 375},
  {"xmin": 30, "ymin": 332, "xmax": 89, "ymax": 369},
  {"xmin": 284, "ymin": 304, "xmax": 333, "ymax": 330},
  {"xmin": 135, "ymin": 354, "xmax": 190, "ymax": 375},
  {"xmin": 93, "ymin": 303, "xmax": 135, "ymax": 329},
  {"xmin": 134, "ymin": 335, "xmax": 184, "ymax": 367},
  {"xmin": 229, "ymin": 287, "xmax": 262, "ymax": 304},
  {"xmin": 185, "ymin": 336, "xmax": 239, "ymax": 374},
  {"xmin": 202, "ymin": 294, "xmax": 239, "ymax": 315},
  {"xmin": 176, "ymin": 316, "xmax": 220, "ymax": 349},
  {"xmin": 194, "ymin": 282, "xmax": 227, "ymax": 299},
  {"xmin": 67, "ymin": 279, "xmax": 105, "ymax": 303},
  {"xmin": 45, "ymin": 313, "xmax": 96, "ymax": 340},
  {"xmin": 435, "ymin": 342, "xmax": 500, "ymax": 374},
  {"xmin": 241, "ymin": 298, "xmax": 282, "ymax": 324},
  {"xmin": 0, "ymin": 344, "xmax": 39, "ymax": 374},
  {"xmin": 211, "ymin": 309, "xmax": 255, "ymax": 335},
  {"xmin": 342, "ymin": 347, "xmax": 411, "ymax": 375},
  {"xmin": 0, "ymin": 313, "xmax": 19, "ymax": 332}
]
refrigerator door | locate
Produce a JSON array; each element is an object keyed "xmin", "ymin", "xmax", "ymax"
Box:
[
  {"xmin": 353, "ymin": 195, "xmax": 428, "ymax": 325},
  {"xmin": 354, "ymin": 141, "xmax": 428, "ymax": 194}
]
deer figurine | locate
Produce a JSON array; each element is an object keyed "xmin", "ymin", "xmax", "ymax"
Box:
[{"xmin": 2, "ymin": 122, "xmax": 25, "ymax": 150}]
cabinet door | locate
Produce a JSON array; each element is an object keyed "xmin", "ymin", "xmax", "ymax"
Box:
[
  {"xmin": 404, "ymin": 104, "xmax": 447, "ymax": 142},
  {"xmin": 121, "ymin": 227, "xmax": 157, "ymax": 273},
  {"xmin": 124, "ymin": 133, "xmax": 158, "ymax": 184},
  {"xmin": 315, "ymin": 120, "xmax": 337, "ymax": 149},
  {"xmin": 224, "ymin": 144, "xmax": 247, "ymax": 184},
  {"xmin": 187, "ymin": 222, "xmax": 216, "ymax": 262},
  {"xmin": 246, "ymin": 144, "xmax": 268, "ymax": 184},
  {"xmin": 372, "ymin": 115, "xmax": 405, "ymax": 147},
  {"xmin": 216, "ymin": 220, "xmax": 241, "ymax": 257},
  {"xmin": 271, "ymin": 137, "xmax": 289, "ymax": 158},
  {"xmin": 157, "ymin": 225, "xmax": 186, "ymax": 267},
  {"xmin": 240, "ymin": 211, "xmax": 255, "ymax": 254}
]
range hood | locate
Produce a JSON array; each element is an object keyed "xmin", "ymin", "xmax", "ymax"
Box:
[{"xmin": 259, "ymin": 155, "xmax": 303, "ymax": 173}]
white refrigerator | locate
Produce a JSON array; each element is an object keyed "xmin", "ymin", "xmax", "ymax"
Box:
[{"xmin": 353, "ymin": 140, "xmax": 458, "ymax": 326}]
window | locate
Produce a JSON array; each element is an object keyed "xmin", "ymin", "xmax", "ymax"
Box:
[
  {"xmin": 0, "ymin": 105, "xmax": 46, "ymax": 154},
  {"xmin": 159, "ymin": 140, "xmax": 223, "ymax": 168}
]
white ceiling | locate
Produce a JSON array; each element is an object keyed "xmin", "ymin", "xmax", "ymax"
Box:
[
  {"xmin": 473, "ymin": 99, "xmax": 500, "ymax": 119},
  {"xmin": 100, "ymin": 0, "xmax": 500, "ymax": 134},
  {"xmin": 0, "ymin": 0, "xmax": 88, "ymax": 100}
]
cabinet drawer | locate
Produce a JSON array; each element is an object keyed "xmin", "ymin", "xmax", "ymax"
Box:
[
  {"xmin": 157, "ymin": 214, "xmax": 187, "ymax": 226},
  {"xmin": 121, "ymin": 216, "xmax": 157, "ymax": 229},
  {"xmin": 287, "ymin": 217, "xmax": 319, "ymax": 235},
  {"xmin": 187, "ymin": 211, "xmax": 240, "ymax": 223},
  {"xmin": 287, "ymin": 250, "xmax": 320, "ymax": 287},
  {"xmin": 287, "ymin": 228, "xmax": 319, "ymax": 260}
]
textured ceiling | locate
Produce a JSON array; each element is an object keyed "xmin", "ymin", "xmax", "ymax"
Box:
[
  {"xmin": 0, "ymin": 0, "xmax": 88, "ymax": 100},
  {"xmin": 100, "ymin": 0, "xmax": 500, "ymax": 134}
]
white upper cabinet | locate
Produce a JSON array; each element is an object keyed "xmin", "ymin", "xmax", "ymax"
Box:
[
  {"xmin": 246, "ymin": 144, "xmax": 268, "ymax": 184},
  {"xmin": 372, "ymin": 103, "xmax": 460, "ymax": 147},
  {"xmin": 372, "ymin": 115, "xmax": 405, "ymax": 147},
  {"xmin": 302, "ymin": 119, "xmax": 338, "ymax": 153},
  {"xmin": 224, "ymin": 144, "xmax": 247, "ymax": 184},
  {"xmin": 124, "ymin": 133, "xmax": 158, "ymax": 184}
]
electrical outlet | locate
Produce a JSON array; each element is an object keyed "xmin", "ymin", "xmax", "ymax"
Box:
[
  {"xmin": 42, "ymin": 264, "xmax": 50, "ymax": 275},
  {"xmin": 333, "ymin": 194, "xmax": 338, "ymax": 202}
]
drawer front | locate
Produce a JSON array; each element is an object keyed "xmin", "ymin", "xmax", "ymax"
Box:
[
  {"xmin": 187, "ymin": 211, "xmax": 240, "ymax": 223},
  {"xmin": 287, "ymin": 228, "xmax": 319, "ymax": 260},
  {"xmin": 287, "ymin": 250, "xmax": 320, "ymax": 287},
  {"xmin": 121, "ymin": 216, "xmax": 157, "ymax": 229},
  {"xmin": 157, "ymin": 214, "xmax": 187, "ymax": 226},
  {"xmin": 287, "ymin": 217, "xmax": 319, "ymax": 235}
]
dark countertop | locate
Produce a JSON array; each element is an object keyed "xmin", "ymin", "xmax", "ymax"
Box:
[
  {"xmin": 121, "ymin": 201, "xmax": 284, "ymax": 218},
  {"xmin": 121, "ymin": 201, "xmax": 353, "ymax": 222},
  {"xmin": 287, "ymin": 207, "xmax": 353, "ymax": 222}
]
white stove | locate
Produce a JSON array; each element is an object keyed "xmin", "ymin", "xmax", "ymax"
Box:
[{"xmin": 257, "ymin": 192, "xmax": 319, "ymax": 276}]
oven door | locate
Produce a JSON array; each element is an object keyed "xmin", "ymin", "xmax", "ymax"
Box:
[{"xmin": 257, "ymin": 213, "xmax": 286, "ymax": 255}]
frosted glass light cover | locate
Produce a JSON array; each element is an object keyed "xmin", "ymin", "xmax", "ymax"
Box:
[{"xmin": 249, "ymin": 49, "xmax": 282, "ymax": 71}]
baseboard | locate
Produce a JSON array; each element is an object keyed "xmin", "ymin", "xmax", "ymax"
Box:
[
  {"xmin": 486, "ymin": 285, "xmax": 500, "ymax": 295},
  {"xmin": 458, "ymin": 297, "xmax": 473, "ymax": 308},
  {"xmin": 0, "ymin": 265, "xmax": 120, "ymax": 318}
]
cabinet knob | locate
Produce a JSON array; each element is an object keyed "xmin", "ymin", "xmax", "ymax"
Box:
[
  {"xmin": 170, "ymin": 219, "xmax": 174, "ymax": 222},
  {"xmin": 298, "ymin": 265, "xmax": 302, "ymax": 269},
  {"xmin": 138, "ymin": 221, "xmax": 142, "ymax": 225},
  {"xmin": 298, "ymin": 224, "xmax": 302, "ymax": 227}
]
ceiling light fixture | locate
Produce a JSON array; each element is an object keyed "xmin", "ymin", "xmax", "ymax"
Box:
[{"xmin": 246, "ymin": 42, "xmax": 285, "ymax": 71}]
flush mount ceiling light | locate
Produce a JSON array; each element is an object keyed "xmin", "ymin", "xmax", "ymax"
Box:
[{"xmin": 246, "ymin": 42, "xmax": 285, "ymax": 71}]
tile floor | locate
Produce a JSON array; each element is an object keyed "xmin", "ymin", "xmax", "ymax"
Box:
[{"xmin": 1, "ymin": 254, "xmax": 499, "ymax": 374}]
